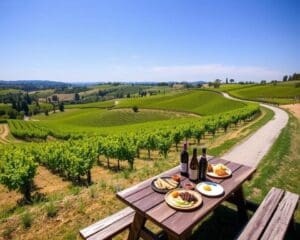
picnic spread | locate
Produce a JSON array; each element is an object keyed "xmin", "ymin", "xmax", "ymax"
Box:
[{"xmin": 116, "ymin": 156, "xmax": 256, "ymax": 240}]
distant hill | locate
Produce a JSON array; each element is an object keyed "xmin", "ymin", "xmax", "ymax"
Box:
[
  {"xmin": 0, "ymin": 80, "xmax": 208, "ymax": 90},
  {"xmin": 0, "ymin": 80, "xmax": 69, "ymax": 91}
]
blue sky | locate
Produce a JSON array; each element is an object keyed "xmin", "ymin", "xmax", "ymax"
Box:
[{"xmin": 0, "ymin": 0, "xmax": 299, "ymax": 82}]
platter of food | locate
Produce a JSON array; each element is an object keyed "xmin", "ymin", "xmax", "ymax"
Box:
[
  {"xmin": 206, "ymin": 163, "xmax": 232, "ymax": 178},
  {"xmin": 165, "ymin": 189, "xmax": 202, "ymax": 210},
  {"xmin": 196, "ymin": 181, "xmax": 224, "ymax": 197},
  {"xmin": 151, "ymin": 177, "xmax": 180, "ymax": 193}
]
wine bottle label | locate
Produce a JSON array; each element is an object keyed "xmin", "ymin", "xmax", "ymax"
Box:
[
  {"xmin": 189, "ymin": 169, "xmax": 198, "ymax": 180},
  {"xmin": 180, "ymin": 163, "xmax": 187, "ymax": 172}
]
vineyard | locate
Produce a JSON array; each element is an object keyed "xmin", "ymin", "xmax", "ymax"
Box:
[
  {"xmin": 116, "ymin": 89, "xmax": 246, "ymax": 115},
  {"xmin": 217, "ymin": 81, "xmax": 300, "ymax": 104},
  {"xmin": 63, "ymin": 89, "xmax": 246, "ymax": 115},
  {"xmin": 1, "ymin": 104, "xmax": 260, "ymax": 202}
]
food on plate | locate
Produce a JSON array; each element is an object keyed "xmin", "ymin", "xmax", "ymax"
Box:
[
  {"xmin": 183, "ymin": 183, "xmax": 195, "ymax": 190},
  {"xmin": 171, "ymin": 191, "xmax": 179, "ymax": 198},
  {"xmin": 196, "ymin": 182, "xmax": 224, "ymax": 197},
  {"xmin": 172, "ymin": 174, "xmax": 181, "ymax": 182},
  {"xmin": 170, "ymin": 191, "xmax": 197, "ymax": 207},
  {"xmin": 203, "ymin": 184, "xmax": 212, "ymax": 191},
  {"xmin": 154, "ymin": 178, "xmax": 178, "ymax": 190},
  {"xmin": 214, "ymin": 164, "xmax": 229, "ymax": 176},
  {"xmin": 215, "ymin": 168, "xmax": 228, "ymax": 176},
  {"xmin": 207, "ymin": 163, "xmax": 213, "ymax": 172}
]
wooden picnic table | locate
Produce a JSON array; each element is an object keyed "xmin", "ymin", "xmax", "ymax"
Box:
[{"xmin": 116, "ymin": 157, "xmax": 256, "ymax": 240}]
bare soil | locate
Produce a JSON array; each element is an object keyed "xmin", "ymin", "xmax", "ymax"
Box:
[
  {"xmin": 281, "ymin": 103, "xmax": 300, "ymax": 120},
  {"xmin": 0, "ymin": 124, "xmax": 10, "ymax": 144}
]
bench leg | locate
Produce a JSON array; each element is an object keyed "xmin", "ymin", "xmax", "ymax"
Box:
[
  {"xmin": 128, "ymin": 211, "xmax": 146, "ymax": 240},
  {"xmin": 288, "ymin": 218, "xmax": 297, "ymax": 236},
  {"xmin": 233, "ymin": 187, "xmax": 248, "ymax": 223}
]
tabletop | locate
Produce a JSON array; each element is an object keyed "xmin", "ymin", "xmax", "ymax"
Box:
[{"xmin": 117, "ymin": 157, "xmax": 256, "ymax": 239}]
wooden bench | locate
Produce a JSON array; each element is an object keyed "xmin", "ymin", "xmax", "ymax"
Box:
[
  {"xmin": 238, "ymin": 187, "xmax": 299, "ymax": 240},
  {"xmin": 79, "ymin": 207, "xmax": 135, "ymax": 240}
]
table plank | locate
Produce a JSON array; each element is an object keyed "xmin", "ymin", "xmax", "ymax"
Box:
[{"xmin": 160, "ymin": 165, "xmax": 255, "ymax": 236}]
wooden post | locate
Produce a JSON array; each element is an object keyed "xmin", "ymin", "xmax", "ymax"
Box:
[
  {"xmin": 233, "ymin": 187, "xmax": 248, "ymax": 223},
  {"xmin": 128, "ymin": 211, "xmax": 146, "ymax": 240}
]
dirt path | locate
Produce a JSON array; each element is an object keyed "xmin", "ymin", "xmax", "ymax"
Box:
[
  {"xmin": 221, "ymin": 93, "xmax": 289, "ymax": 167},
  {"xmin": 0, "ymin": 123, "xmax": 10, "ymax": 144}
]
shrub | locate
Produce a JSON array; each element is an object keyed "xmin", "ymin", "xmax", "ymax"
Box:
[
  {"xmin": 89, "ymin": 185, "xmax": 97, "ymax": 198},
  {"xmin": 21, "ymin": 211, "xmax": 33, "ymax": 229},
  {"xmin": 45, "ymin": 201, "xmax": 58, "ymax": 218},
  {"xmin": 132, "ymin": 105, "xmax": 139, "ymax": 112}
]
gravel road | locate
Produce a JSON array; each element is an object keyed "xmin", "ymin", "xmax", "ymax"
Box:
[{"xmin": 221, "ymin": 93, "xmax": 289, "ymax": 167}]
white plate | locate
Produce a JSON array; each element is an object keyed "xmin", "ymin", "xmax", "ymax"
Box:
[
  {"xmin": 196, "ymin": 182, "xmax": 224, "ymax": 197},
  {"xmin": 206, "ymin": 164, "xmax": 232, "ymax": 178},
  {"xmin": 165, "ymin": 189, "xmax": 202, "ymax": 211}
]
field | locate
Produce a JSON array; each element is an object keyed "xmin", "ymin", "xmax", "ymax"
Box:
[
  {"xmin": 65, "ymin": 100, "xmax": 115, "ymax": 109},
  {"xmin": 116, "ymin": 90, "xmax": 246, "ymax": 115},
  {"xmin": 0, "ymin": 89, "xmax": 22, "ymax": 95},
  {"xmin": 32, "ymin": 108, "xmax": 196, "ymax": 133},
  {"xmin": 213, "ymin": 81, "xmax": 300, "ymax": 104},
  {"xmin": 67, "ymin": 89, "xmax": 246, "ymax": 115}
]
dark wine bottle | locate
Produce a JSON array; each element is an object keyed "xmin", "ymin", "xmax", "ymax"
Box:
[
  {"xmin": 189, "ymin": 148, "xmax": 199, "ymax": 182},
  {"xmin": 199, "ymin": 148, "xmax": 208, "ymax": 181},
  {"xmin": 180, "ymin": 143, "xmax": 189, "ymax": 177}
]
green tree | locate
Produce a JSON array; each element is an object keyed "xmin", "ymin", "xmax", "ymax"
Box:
[
  {"xmin": 282, "ymin": 75, "xmax": 288, "ymax": 81},
  {"xmin": 52, "ymin": 95, "xmax": 59, "ymax": 102},
  {"xmin": 59, "ymin": 102, "xmax": 64, "ymax": 112},
  {"xmin": 213, "ymin": 79, "xmax": 221, "ymax": 88},
  {"xmin": 21, "ymin": 101, "xmax": 29, "ymax": 115},
  {"xmin": 74, "ymin": 93, "xmax": 80, "ymax": 101}
]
